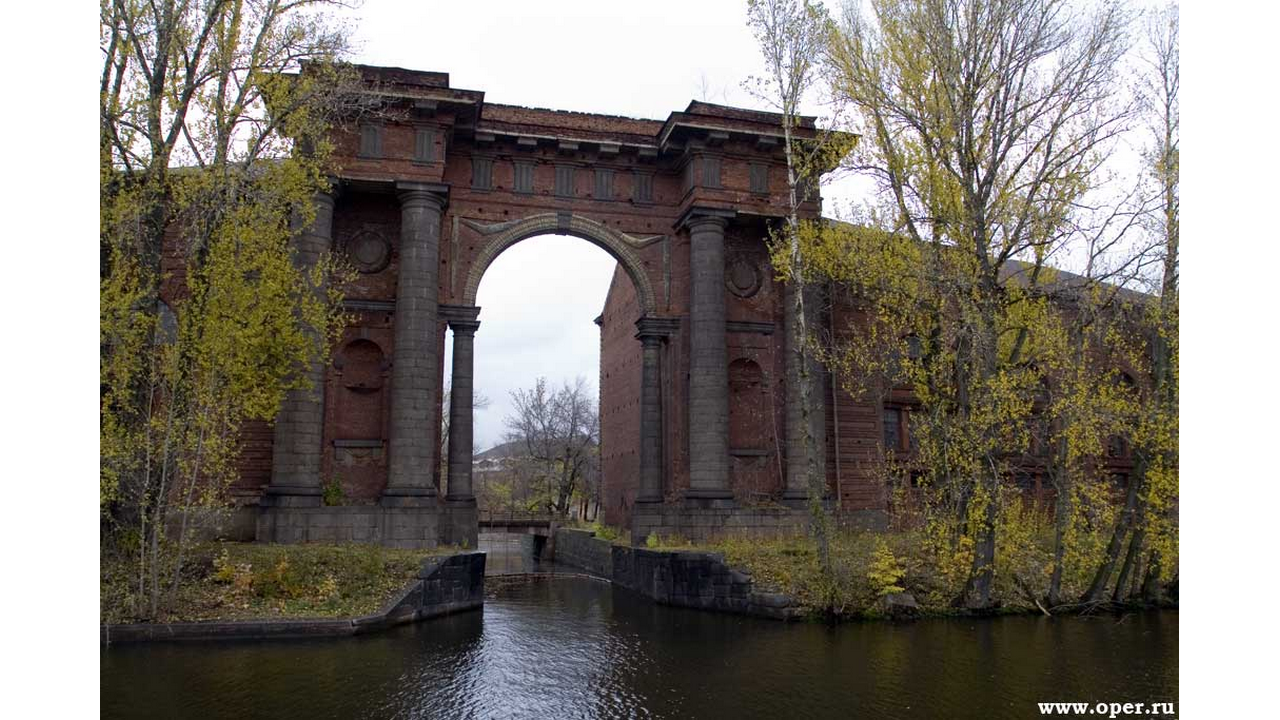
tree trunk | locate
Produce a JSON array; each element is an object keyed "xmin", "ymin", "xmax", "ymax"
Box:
[
  {"xmin": 1113, "ymin": 516, "xmax": 1144, "ymax": 602},
  {"xmin": 963, "ymin": 476, "xmax": 998, "ymax": 609},
  {"xmin": 1083, "ymin": 457, "xmax": 1146, "ymax": 604},
  {"xmin": 962, "ymin": 306, "xmax": 1000, "ymax": 610},
  {"xmin": 1046, "ymin": 420, "xmax": 1072, "ymax": 607},
  {"xmin": 1142, "ymin": 549, "xmax": 1163, "ymax": 603}
]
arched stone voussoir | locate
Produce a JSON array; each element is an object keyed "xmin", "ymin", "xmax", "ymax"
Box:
[{"xmin": 460, "ymin": 213, "xmax": 660, "ymax": 315}]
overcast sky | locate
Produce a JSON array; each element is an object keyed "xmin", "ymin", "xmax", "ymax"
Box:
[{"xmin": 336, "ymin": 0, "xmax": 1154, "ymax": 450}]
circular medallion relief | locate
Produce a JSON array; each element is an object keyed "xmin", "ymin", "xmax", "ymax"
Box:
[
  {"xmin": 726, "ymin": 257, "xmax": 763, "ymax": 298},
  {"xmin": 347, "ymin": 231, "xmax": 391, "ymax": 273}
]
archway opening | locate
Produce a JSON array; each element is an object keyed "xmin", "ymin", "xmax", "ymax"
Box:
[{"xmin": 445, "ymin": 232, "xmax": 650, "ymax": 564}]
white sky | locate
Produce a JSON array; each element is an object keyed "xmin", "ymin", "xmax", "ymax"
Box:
[
  {"xmin": 337, "ymin": 0, "xmax": 1156, "ymax": 449},
  {"xmin": 465, "ymin": 238, "xmax": 618, "ymax": 449}
]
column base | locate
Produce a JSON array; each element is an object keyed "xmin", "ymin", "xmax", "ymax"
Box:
[
  {"xmin": 631, "ymin": 499, "xmax": 665, "ymax": 546},
  {"xmin": 780, "ymin": 489, "xmax": 810, "ymax": 508},
  {"xmin": 681, "ymin": 489, "xmax": 735, "ymax": 509},
  {"xmin": 255, "ymin": 504, "xmax": 439, "ymax": 548},
  {"xmin": 442, "ymin": 497, "xmax": 478, "ymax": 549},
  {"xmin": 263, "ymin": 485, "xmax": 323, "ymax": 508},
  {"xmin": 780, "ymin": 491, "xmax": 835, "ymax": 512},
  {"xmin": 380, "ymin": 487, "xmax": 438, "ymax": 508}
]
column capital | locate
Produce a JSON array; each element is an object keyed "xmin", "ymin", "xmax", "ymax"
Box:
[
  {"xmin": 677, "ymin": 206, "xmax": 735, "ymax": 233},
  {"xmin": 440, "ymin": 304, "xmax": 481, "ymax": 329},
  {"xmin": 395, "ymin": 180, "xmax": 449, "ymax": 209},
  {"xmin": 450, "ymin": 319, "xmax": 480, "ymax": 335},
  {"xmin": 313, "ymin": 179, "xmax": 341, "ymax": 207},
  {"xmin": 635, "ymin": 316, "xmax": 680, "ymax": 341}
]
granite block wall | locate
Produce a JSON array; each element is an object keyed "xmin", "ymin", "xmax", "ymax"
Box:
[
  {"xmin": 553, "ymin": 528, "xmax": 801, "ymax": 620},
  {"xmin": 256, "ymin": 506, "xmax": 440, "ymax": 549}
]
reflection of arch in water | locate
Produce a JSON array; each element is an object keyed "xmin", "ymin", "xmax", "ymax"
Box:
[{"xmin": 460, "ymin": 213, "xmax": 660, "ymax": 316}]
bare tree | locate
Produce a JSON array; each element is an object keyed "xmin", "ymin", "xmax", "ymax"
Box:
[
  {"xmin": 1086, "ymin": 0, "xmax": 1179, "ymax": 605},
  {"xmin": 747, "ymin": 0, "xmax": 853, "ymax": 578},
  {"xmin": 504, "ymin": 377, "xmax": 600, "ymax": 518}
]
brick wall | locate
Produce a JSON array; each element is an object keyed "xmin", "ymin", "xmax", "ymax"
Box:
[
  {"xmin": 210, "ymin": 66, "xmax": 837, "ymax": 533},
  {"xmin": 599, "ymin": 267, "xmax": 643, "ymax": 527}
]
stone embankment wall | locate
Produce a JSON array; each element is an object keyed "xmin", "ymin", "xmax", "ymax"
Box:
[
  {"xmin": 102, "ymin": 551, "xmax": 485, "ymax": 644},
  {"xmin": 553, "ymin": 528, "xmax": 616, "ymax": 577},
  {"xmin": 553, "ymin": 529, "xmax": 800, "ymax": 620}
]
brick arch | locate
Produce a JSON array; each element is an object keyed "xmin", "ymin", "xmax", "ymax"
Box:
[{"xmin": 460, "ymin": 213, "xmax": 658, "ymax": 315}]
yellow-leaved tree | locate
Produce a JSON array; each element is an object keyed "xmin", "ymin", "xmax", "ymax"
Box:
[
  {"xmin": 821, "ymin": 0, "xmax": 1143, "ymax": 609},
  {"xmin": 745, "ymin": 0, "xmax": 858, "ymax": 606},
  {"xmin": 100, "ymin": 0, "xmax": 367, "ymax": 620}
]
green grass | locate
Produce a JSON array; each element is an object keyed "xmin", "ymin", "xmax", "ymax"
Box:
[
  {"xmin": 100, "ymin": 542, "xmax": 459, "ymax": 624},
  {"xmin": 647, "ymin": 530, "xmax": 1034, "ymax": 619},
  {"xmin": 674, "ymin": 524, "xmax": 1166, "ymax": 619}
]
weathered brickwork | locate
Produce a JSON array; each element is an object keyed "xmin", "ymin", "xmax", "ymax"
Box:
[
  {"xmin": 184, "ymin": 63, "xmax": 1133, "ymax": 544},
  {"xmin": 207, "ymin": 64, "xmax": 839, "ymax": 546},
  {"xmin": 599, "ymin": 269, "xmax": 644, "ymax": 527},
  {"xmin": 231, "ymin": 420, "xmax": 275, "ymax": 497}
]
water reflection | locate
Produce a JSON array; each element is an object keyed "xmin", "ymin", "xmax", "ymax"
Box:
[{"xmin": 102, "ymin": 563, "xmax": 1177, "ymax": 719}]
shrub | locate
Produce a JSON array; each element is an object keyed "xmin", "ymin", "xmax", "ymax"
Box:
[
  {"xmin": 316, "ymin": 574, "xmax": 340, "ymax": 602},
  {"xmin": 212, "ymin": 549, "xmax": 236, "ymax": 583},
  {"xmin": 322, "ymin": 476, "xmax": 345, "ymax": 506},
  {"xmin": 867, "ymin": 538, "xmax": 906, "ymax": 597},
  {"xmin": 591, "ymin": 520, "xmax": 621, "ymax": 542},
  {"xmin": 252, "ymin": 555, "xmax": 307, "ymax": 599}
]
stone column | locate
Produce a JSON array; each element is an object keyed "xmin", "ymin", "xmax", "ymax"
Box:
[
  {"xmin": 635, "ymin": 320, "xmax": 666, "ymax": 503},
  {"xmin": 783, "ymin": 282, "xmax": 827, "ymax": 503},
  {"xmin": 266, "ymin": 187, "xmax": 337, "ymax": 507},
  {"xmin": 684, "ymin": 210, "xmax": 733, "ymax": 501},
  {"xmin": 384, "ymin": 181, "xmax": 448, "ymax": 506},
  {"xmin": 445, "ymin": 310, "xmax": 481, "ymax": 501},
  {"xmin": 442, "ymin": 306, "xmax": 480, "ymax": 548}
]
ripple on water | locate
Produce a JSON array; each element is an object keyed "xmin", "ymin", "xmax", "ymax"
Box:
[{"xmin": 102, "ymin": 577, "xmax": 1177, "ymax": 720}]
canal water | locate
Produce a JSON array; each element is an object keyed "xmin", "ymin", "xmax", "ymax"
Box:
[{"xmin": 101, "ymin": 538, "xmax": 1178, "ymax": 719}]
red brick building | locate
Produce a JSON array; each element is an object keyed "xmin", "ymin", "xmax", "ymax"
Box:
[
  {"xmin": 233, "ymin": 64, "xmax": 875, "ymax": 547},
  {"xmin": 220, "ymin": 63, "xmax": 1141, "ymax": 548}
]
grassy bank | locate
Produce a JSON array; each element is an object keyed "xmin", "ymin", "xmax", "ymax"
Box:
[
  {"xmin": 101, "ymin": 542, "xmax": 459, "ymax": 625},
  {"xmin": 649, "ymin": 529, "xmax": 1174, "ymax": 620}
]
